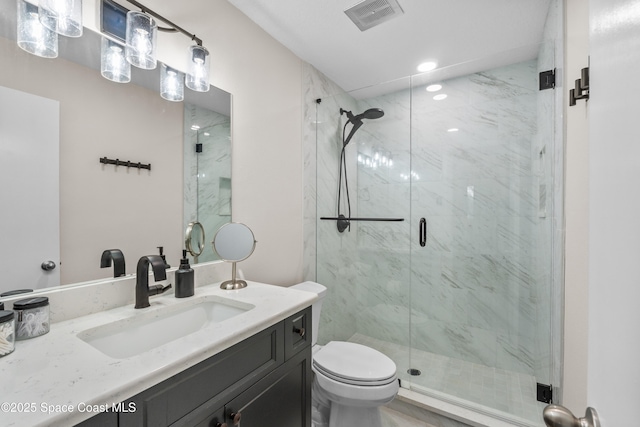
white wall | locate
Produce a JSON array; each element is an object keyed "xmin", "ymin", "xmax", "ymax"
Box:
[{"xmin": 587, "ymin": 0, "xmax": 640, "ymax": 424}]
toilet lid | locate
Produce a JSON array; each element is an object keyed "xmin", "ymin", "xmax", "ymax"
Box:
[{"xmin": 313, "ymin": 341, "xmax": 396, "ymax": 384}]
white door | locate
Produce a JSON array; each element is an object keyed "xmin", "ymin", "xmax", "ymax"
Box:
[
  {"xmin": 0, "ymin": 85, "xmax": 60, "ymax": 293},
  {"xmin": 588, "ymin": 0, "xmax": 640, "ymax": 424}
]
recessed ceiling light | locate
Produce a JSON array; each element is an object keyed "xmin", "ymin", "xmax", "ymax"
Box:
[
  {"xmin": 426, "ymin": 84, "xmax": 442, "ymax": 92},
  {"xmin": 417, "ymin": 61, "xmax": 437, "ymax": 73},
  {"xmin": 433, "ymin": 94, "xmax": 448, "ymax": 101},
  {"xmin": 447, "ymin": 128, "xmax": 459, "ymax": 132}
]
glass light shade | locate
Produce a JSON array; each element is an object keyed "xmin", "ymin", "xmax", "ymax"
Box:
[
  {"xmin": 17, "ymin": 0, "xmax": 58, "ymax": 58},
  {"xmin": 185, "ymin": 45, "xmax": 210, "ymax": 92},
  {"xmin": 101, "ymin": 38, "xmax": 130, "ymax": 83},
  {"xmin": 160, "ymin": 63, "xmax": 184, "ymax": 102},
  {"xmin": 125, "ymin": 11, "xmax": 157, "ymax": 70},
  {"xmin": 38, "ymin": 0, "xmax": 83, "ymax": 38}
]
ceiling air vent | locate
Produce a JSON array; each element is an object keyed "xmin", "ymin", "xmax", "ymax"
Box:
[{"xmin": 344, "ymin": 0, "xmax": 404, "ymax": 32}]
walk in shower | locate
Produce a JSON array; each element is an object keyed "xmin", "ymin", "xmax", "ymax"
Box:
[{"xmin": 304, "ymin": 2, "xmax": 563, "ymax": 425}]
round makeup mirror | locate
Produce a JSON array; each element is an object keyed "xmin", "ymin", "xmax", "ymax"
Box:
[
  {"xmin": 185, "ymin": 221, "xmax": 206, "ymax": 262},
  {"xmin": 212, "ymin": 222, "xmax": 257, "ymax": 289}
]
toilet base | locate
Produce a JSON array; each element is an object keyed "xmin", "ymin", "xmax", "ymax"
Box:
[
  {"xmin": 329, "ymin": 403, "xmax": 383, "ymax": 427},
  {"xmin": 312, "ymin": 378, "xmax": 387, "ymax": 427},
  {"xmin": 311, "ymin": 404, "xmax": 383, "ymax": 427}
]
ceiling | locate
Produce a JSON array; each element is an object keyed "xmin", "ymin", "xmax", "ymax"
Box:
[{"xmin": 226, "ymin": 0, "xmax": 553, "ymax": 96}]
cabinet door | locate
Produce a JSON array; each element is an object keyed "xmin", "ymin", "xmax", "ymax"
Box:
[
  {"xmin": 74, "ymin": 411, "xmax": 117, "ymax": 427},
  {"xmin": 223, "ymin": 350, "xmax": 311, "ymax": 427}
]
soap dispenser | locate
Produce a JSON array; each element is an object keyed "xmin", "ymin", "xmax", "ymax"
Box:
[{"xmin": 175, "ymin": 250, "xmax": 194, "ymax": 298}]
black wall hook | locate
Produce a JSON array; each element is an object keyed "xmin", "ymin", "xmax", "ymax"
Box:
[{"xmin": 570, "ymin": 67, "xmax": 589, "ymax": 106}]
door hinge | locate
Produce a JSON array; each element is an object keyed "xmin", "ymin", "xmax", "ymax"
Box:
[
  {"xmin": 537, "ymin": 382, "xmax": 553, "ymax": 404},
  {"xmin": 539, "ymin": 69, "xmax": 556, "ymax": 90}
]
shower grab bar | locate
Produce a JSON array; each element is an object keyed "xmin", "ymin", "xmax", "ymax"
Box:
[{"xmin": 320, "ymin": 217, "xmax": 404, "ymax": 222}]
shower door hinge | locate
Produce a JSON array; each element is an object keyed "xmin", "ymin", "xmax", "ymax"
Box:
[
  {"xmin": 539, "ymin": 69, "xmax": 556, "ymax": 90},
  {"xmin": 537, "ymin": 382, "xmax": 553, "ymax": 403}
]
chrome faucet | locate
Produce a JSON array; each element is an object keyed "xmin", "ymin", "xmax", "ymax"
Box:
[
  {"xmin": 100, "ymin": 249, "xmax": 126, "ymax": 278},
  {"xmin": 135, "ymin": 255, "xmax": 172, "ymax": 309}
]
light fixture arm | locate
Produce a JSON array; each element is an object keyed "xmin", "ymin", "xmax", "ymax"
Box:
[{"xmin": 124, "ymin": 0, "xmax": 203, "ymax": 46}]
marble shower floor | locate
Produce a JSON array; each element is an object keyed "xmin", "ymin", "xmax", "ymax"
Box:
[{"xmin": 349, "ymin": 333, "xmax": 546, "ymax": 426}]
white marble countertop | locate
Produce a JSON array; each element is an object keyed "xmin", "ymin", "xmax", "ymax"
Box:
[{"xmin": 0, "ymin": 281, "xmax": 315, "ymax": 427}]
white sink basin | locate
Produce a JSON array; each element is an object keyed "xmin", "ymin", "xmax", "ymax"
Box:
[{"xmin": 77, "ymin": 297, "xmax": 254, "ymax": 359}]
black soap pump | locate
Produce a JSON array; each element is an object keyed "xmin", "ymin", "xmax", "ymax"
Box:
[{"xmin": 175, "ymin": 250, "xmax": 194, "ymax": 298}]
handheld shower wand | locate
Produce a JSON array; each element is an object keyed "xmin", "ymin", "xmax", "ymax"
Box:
[{"xmin": 336, "ymin": 107, "xmax": 384, "ymax": 232}]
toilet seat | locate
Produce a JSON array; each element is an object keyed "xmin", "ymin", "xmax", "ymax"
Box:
[{"xmin": 313, "ymin": 341, "xmax": 397, "ymax": 386}]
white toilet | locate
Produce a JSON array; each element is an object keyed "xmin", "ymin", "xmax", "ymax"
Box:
[{"xmin": 291, "ymin": 281, "xmax": 398, "ymax": 427}]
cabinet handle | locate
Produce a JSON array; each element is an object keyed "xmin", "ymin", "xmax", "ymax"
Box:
[
  {"xmin": 419, "ymin": 218, "xmax": 427, "ymax": 247},
  {"xmin": 214, "ymin": 423, "xmax": 228, "ymax": 427},
  {"xmin": 229, "ymin": 411, "xmax": 242, "ymax": 425},
  {"xmin": 293, "ymin": 326, "xmax": 305, "ymax": 337}
]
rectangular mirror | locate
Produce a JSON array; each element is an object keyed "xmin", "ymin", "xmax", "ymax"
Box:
[{"xmin": 0, "ymin": 0, "xmax": 232, "ymax": 294}]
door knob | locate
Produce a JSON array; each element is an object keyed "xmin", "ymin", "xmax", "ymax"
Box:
[
  {"xmin": 41, "ymin": 261, "xmax": 56, "ymax": 271},
  {"xmin": 543, "ymin": 404, "xmax": 600, "ymax": 427}
]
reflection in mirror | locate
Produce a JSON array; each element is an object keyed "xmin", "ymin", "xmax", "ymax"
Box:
[
  {"xmin": 0, "ymin": 0, "xmax": 231, "ymax": 296},
  {"xmin": 185, "ymin": 221, "xmax": 205, "ymax": 262},
  {"xmin": 213, "ymin": 223, "xmax": 257, "ymax": 290},
  {"xmin": 183, "ymin": 105, "xmax": 232, "ymax": 264}
]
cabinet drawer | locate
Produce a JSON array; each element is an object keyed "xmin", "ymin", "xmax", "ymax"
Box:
[
  {"xmin": 284, "ymin": 307, "xmax": 311, "ymax": 360},
  {"xmin": 120, "ymin": 322, "xmax": 284, "ymax": 427}
]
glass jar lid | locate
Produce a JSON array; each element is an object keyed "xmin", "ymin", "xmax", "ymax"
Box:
[
  {"xmin": 13, "ymin": 297, "xmax": 49, "ymax": 310},
  {"xmin": 0, "ymin": 310, "xmax": 14, "ymax": 323}
]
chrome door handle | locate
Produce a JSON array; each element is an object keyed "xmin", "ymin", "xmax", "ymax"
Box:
[
  {"xmin": 419, "ymin": 218, "xmax": 427, "ymax": 247},
  {"xmin": 543, "ymin": 405, "xmax": 600, "ymax": 427}
]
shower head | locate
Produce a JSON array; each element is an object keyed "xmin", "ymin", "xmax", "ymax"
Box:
[
  {"xmin": 340, "ymin": 107, "xmax": 384, "ymax": 147},
  {"xmin": 340, "ymin": 108, "xmax": 385, "ymax": 124},
  {"xmin": 356, "ymin": 108, "xmax": 385, "ymax": 121}
]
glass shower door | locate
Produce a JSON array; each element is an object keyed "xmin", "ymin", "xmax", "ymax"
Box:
[{"xmin": 407, "ymin": 53, "xmax": 558, "ymax": 424}]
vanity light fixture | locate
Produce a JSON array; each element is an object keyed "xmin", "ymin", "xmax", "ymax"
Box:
[
  {"xmin": 38, "ymin": 0, "xmax": 83, "ymax": 38},
  {"xmin": 116, "ymin": 0, "xmax": 211, "ymax": 94},
  {"xmin": 125, "ymin": 10, "xmax": 157, "ymax": 70},
  {"xmin": 186, "ymin": 45, "xmax": 210, "ymax": 92},
  {"xmin": 16, "ymin": 0, "xmax": 58, "ymax": 58},
  {"xmin": 100, "ymin": 37, "xmax": 131, "ymax": 83},
  {"xmin": 160, "ymin": 63, "xmax": 184, "ymax": 102}
]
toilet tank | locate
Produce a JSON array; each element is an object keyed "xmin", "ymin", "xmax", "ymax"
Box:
[{"xmin": 290, "ymin": 281, "xmax": 326, "ymax": 346}]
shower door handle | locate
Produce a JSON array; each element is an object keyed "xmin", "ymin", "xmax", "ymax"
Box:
[{"xmin": 419, "ymin": 218, "xmax": 427, "ymax": 247}]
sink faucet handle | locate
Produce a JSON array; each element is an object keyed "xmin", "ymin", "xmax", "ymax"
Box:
[{"xmin": 148, "ymin": 283, "xmax": 172, "ymax": 297}]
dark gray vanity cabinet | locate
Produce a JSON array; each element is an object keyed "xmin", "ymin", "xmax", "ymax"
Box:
[{"xmin": 77, "ymin": 306, "xmax": 312, "ymax": 427}]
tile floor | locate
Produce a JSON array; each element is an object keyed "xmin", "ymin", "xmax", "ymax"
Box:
[{"xmin": 349, "ymin": 333, "xmax": 547, "ymax": 426}]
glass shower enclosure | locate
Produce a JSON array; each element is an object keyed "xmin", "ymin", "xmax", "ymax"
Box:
[{"xmin": 311, "ymin": 6, "xmax": 562, "ymax": 423}]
